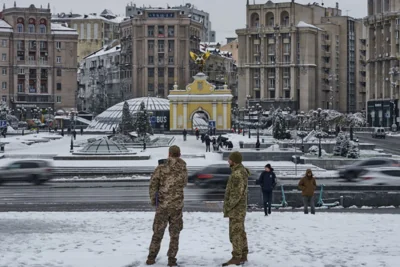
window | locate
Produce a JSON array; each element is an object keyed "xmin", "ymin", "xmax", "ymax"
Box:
[
  {"xmin": 270, "ymin": 90, "xmax": 275, "ymax": 98},
  {"xmin": 268, "ymin": 78, "xmax": 275, "ymax": 88},
  {"xmin": 168, "ymin": 68, "xmax": 174, "ymax": 78},
  {"xmin": 2, "ymin": 68, "xmax": 6, "ymax": 75},
  {"xmin": 268, "ymin": 55, "xmax": 275, "ymax": 63},
  {"xmin": 283, "ymin": 67, "xmax": 290, "ymax": 77},
  {"xmin": 17, "ymin": 24, "xmax": 23, "ymax": 32},
  {"xmin": 1, "ymin": 40, "xmax": 6, "ymax": 47},
  {"xmin": 56, "ymin": 42, "xmax": 61, "ymax": 49},
  {"xmin": 94, "ymin": 24, "xmax": 99, "ymax": 39},
  {"xmin": 148, "ymin": 68, "xmax": 154, "ymax": 77},
  {"xmin": 87, "ymin": 23, "xmax": 91, "ymax": 39},
  {"xmin": 168, "ymin": 26, "xmax": 174, "ymax": 37},
  {"xmin": 158, "ymin": 40, "xmax": 164, "ymax": 52},
  {"xmin": 148, "ymin": 26, "xmax": 154, "ymax": 37},
  {"xmin": 283, "ymin": 43, "xmax": 290, "ymax": 54},
  {"xmin": 17, "ymin": 40, "xmax": 24, "ymax": 50},
  {"xmin": 57, "ymin": 69, "xmax": 62, "ymax": 76},
  {"xmin": 283, "ymin": 55, "xmax": 290, "ymax": 63},
  {"xmin": 148, "ymin": 83, "xmax": 154, "ymax": 91},
  {"xmin": 2, "ymin": 82, "xmax": 6, "ymax": 89},
  {"xmin": 39, "ymin": 25, "xmax": 46, "ymax": 33},
  {"xmin": 168, "ymin": 40, "xmax": 174, "ymax": 52},
  {"xmin": 28, "ymin": 24, "xmax": 35, "ymax": 33},
  {"xmin": 168, "ymin": 56, "xmax": 174, "ymax": 64},
  {"xmin": 158, "ymin": 68, "xmax": 164, "ymax": 77},
  {"xmin": 56, "ymin": 83, "xmax": 62, "ymax": 90},
  {"xmin": 56, "ymin": 56, "xmax": 61, "ymax": 63},
  {"xmin": 2, "ymin": 53, "xmax": 6, "ymax": 61},
  {"xmin": 148, "ymin": 56, "xmax": 154, "ymax": 64},
  {"xmin": 56, "ymin": 96, "xmax": 61, "ymax": 103},
  {"xmin": 283, "ymin": 78, "xmax": 290, "ymax": 89},
  {"xmin": 19, "ymin": 68, "xmax": 25, "ymax": 74},
  {"xmin": 80, "ymin": 24, "xmax": 84, "ymax": 39},
  {"xmin": 148, "ymin": 40, "xmax": 154, "ymax": 50},
  {"xmin": 284, "ymin": 90, "xmax": 290, "ymax": 98},
  {"xmin": 1, "ymin": 96, "xmax": 6, "ymax": 102},
  {"xmin": 17, "ymin": 83, "xmax": 23, "ymax": 92},
  {"xmin": 158, "ymin": 25, "xmax": 164, "ymax": 37}
]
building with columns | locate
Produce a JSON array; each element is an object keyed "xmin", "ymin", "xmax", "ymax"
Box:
[
  {"xmin": 235, "ymin": 0, "xmax": 366, "ymax": 113},
  {"xmin": 168, "ymin": 73, "xmax": 232, "ymax": 131},
  {"xmin": 364, "ymin": 0, "xmax": 400, "ymax": 128}
]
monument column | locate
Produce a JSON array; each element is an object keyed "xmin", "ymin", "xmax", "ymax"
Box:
[
  {"xmin": 223, "ymin": 102, "xmax": 227, "ymax": 129},
  {"xmin": 183, "ymin": 102, "xmax": 188, "ymax": 129},
  {"xmin": 172, "ymin": 101, "xmax": 177, "ymax": 129}
]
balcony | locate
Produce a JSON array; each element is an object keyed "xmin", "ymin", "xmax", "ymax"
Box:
[
  {"xmin": 29, "ymin": 73, "xmax": 37, "ymax": 79},
  {"xmin": 17, "ymin": 46, "xmax": 25, "ymax": 51},
  {"xmin": 28, "ymin": 87, "xmax": 37, "ymax": 93},
  {"xmin": 40, "ymin": 46, "xmax": 47, "ymax": 51},
  {"xmin": 29, "ymin": 46, "xmax": 36, "ymax": 51},
  {"xmin": 39, "ymin": 59, "xmax": 48, "ymax": 66},
  {"xmin": 40, "ymin": 73, "xmax": 48, "ymax": 79}
]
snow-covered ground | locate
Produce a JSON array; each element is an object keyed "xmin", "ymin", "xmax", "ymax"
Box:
[{"xmin": 0, "ymin": 212, "xmax": 399, "ymax": 267}]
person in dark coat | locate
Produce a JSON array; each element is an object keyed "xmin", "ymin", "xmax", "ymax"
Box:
[
  {"xmin": 205, "ymin": 134, "xmax": 211, "ymax": 152},
  {"xmin": 183, "ymin": 129, "xmax": 187, "ymax": 141},
  {"xmin": 257, "ymin": 164, "xmax": 276, "ymax": 216},
  {"xmin": 212, "ymin": 137, "xmax": 217, "ymax": 151},
  {"xmin": 80, "ymin": 127, "xmax": 83, "ymax": 135},
  {"xmin": 195, "ymin": 128, "xmax": 199, "ymax": 140}
]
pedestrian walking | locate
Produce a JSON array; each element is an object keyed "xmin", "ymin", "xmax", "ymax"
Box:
[
  {"xmin": 80, "ymin": 127, "xmax": 83, "ymax": 135},
  {"xmin": 205, "ymin": 134, "xmax": 211, "ymax": 152},
  {"xmin": 195, "ymin": 128, "xmax": 199, "ymax": 140},
  {"xmin": 298, "ymin": 169, "xmax": 317, "ymax": 214},
  {"xmin": 212, "ymin": 137, "xmax": 217, "ymax": 151},
  {"xmin": 73, "ymin": 129, "xmax": 77, "ymax": 140},
  {"xmin": 182, "ymin": 129, "xmax": 187, "ymax": 141},
  {"xmin": 146, "ymin": 146, "xmax": 188, "ymax": 266},
  {"xmin": 257, "ymin": 164, "xmax": 276, "ymax": 216},
  {"xmin": 222, "ymin": 151, "xmax": 249, "ymax": 266}
]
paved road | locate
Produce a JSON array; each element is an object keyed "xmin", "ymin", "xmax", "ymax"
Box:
[{"xmin": 357, "ymin": 133, "xmax": 400, "ymax": 155}]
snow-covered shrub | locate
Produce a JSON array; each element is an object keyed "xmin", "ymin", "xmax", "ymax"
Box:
[
  {"xmin": 347, "ymin": 141, "xmax": 360, "ymax": 158},
  {"xmin": 333, "ymin": 131, "xmax": 346, "ymax": 156},
  {"xmin": 272, "ymin": 108, "xmax": 287, "ymax": 140},
  {"xmin": 308, "ymin": 145, "xmax": 319, "ymax": 155}
]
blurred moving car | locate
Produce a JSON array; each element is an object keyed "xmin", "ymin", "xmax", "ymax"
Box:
[
  {"xmin": 0, "ymin": 160, "xmax": 53, "ymax": 185},
  {"xmin": 189, "ymin": 164, "xmax": 259, "ymax": 188},
  {"xmin": 338, "ymin": 158, "xmax": 400, "ymax": 181},
  {"xmin": 372, "ymin": 127, "xmax": 386, "ymax": 139},
  {"xmin": 358, "ymin": 167, "xmax": 400, "ymax": 185}
]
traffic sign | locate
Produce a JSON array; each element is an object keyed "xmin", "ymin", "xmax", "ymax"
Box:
[
  {"xmin": 208, "ymin": 120, "xmax": 216, "ymax": 128},
  {"xmin": 0, "ymin": 120, "xmax": 6, "ymax": 128}
]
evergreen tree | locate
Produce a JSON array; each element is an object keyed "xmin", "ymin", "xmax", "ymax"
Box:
[
  {"xmin": 134, "ymin": 101, "xmax": 153, "ymax": 139},
  {"xmin": 340, "ymin": 135, "xmax": 350, "ymax": 157},
  {"xmin": 347, "ymin": 140, "xmax": 360, "ymax": 158},
  {"xmin": 333, "ymin": 131, "xmax": 345, "ymax": 156},
  {"xmin": 119, "ymin": 101, "xmax": 134, "ymax": 133},
  {"xmin": 272, "ymin": 108, "xmax": 287, "ymax": 139}
]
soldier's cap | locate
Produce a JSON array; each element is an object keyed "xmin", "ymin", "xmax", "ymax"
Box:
[
  {"xmin": 169, "ymin": 145, "xmax": 181, "ymax": 157},
  {"xmin": 229, "ymin": 151, "xmax": 242, "ymax": 164}
]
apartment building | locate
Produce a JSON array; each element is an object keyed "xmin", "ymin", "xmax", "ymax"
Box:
[
  {"xmin": 52, "ymin": 9, "xmax": 123, "ymax": 62},
  {"xmin": 364, "ymin": 0, "xmax": 400, "ymax": 128},
  {"xmin": 78, "ymin": 43, "xmax": 134, "ymax": 114},
  {"xmin": 120, "ymin": 6, "xmax": 203, "ymax": 98},
  {"xmin": 220, "ymin": 38, "xmax": 239, "ymax": 63},
  {"xmin": 125, "ymin": 3, "xmax": 215, "ymax": 42},
  {"xmin": 0, "ymin": 4, "xmax": 78, "ymax": 117},
  {"xmin": 235, "ymin": 0, "xmax": 365, "ymax": 113}
]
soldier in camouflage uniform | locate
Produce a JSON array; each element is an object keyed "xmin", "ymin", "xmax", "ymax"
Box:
[
  {"xmin": 146, "ymin": 145, "xmax": 188, "ymax": 267},
  {"xmin": 222, "ymin": 151, "xmax": 250, "ymax": 266}
]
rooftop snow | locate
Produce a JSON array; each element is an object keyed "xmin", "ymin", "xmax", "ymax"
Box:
[
  {"xmin": 0, "ymin": 20, "xmax": 12, "ymax": 32},
  {"xmin": 51, "ymin": 23, "xmax": 78, "ymax": 35},
  {"xmin": 297, "ymin": 21, "xmax": 323, "ymax": 30},
  {"xmin": 85, "ymin": 45, "xmax": 121, "ymax": 60},
  {"xmin": 51, "ymin": 13, "xmax": 125, "ymax": 24}
]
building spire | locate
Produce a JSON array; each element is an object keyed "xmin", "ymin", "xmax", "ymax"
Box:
[
  {"xmin": 48, "ymin": 3, "xmax": 50, "ymax": 9},
  {"xmin": 246, "ymin": 0, "xmax": 249, "ymax": 5},
  {"xmin": 14, "ymin": 1, "xmax": 16, "ymax": 7},
  {"xmin": 3, "ymin": 3, "xmax": 5, "ymax": 10}
]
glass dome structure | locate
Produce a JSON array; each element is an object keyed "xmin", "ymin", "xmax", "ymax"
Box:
[
  {"xmin": 86, "ymin": 97, "xmax": 170, "ymax": 131},
  {"xmin": 75, "ymin": 138, "xmax": 132, "ymax": 155}
]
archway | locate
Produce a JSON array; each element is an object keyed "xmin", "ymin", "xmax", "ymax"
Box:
[
  {"xmin": 250, "ymin": 13, "xmax": 260, "ymax": 27},
  {"xmin": 190, "ymin": 109, "xmax": 210, "ymax": 132},
  {"xmin": 281, "ymin": 11, "xmax": 290, "ymax": 27}
]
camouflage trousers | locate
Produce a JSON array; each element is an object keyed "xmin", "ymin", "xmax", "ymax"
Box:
[
  {"xmin": 229, "ymin": 217, "xmax": 248, "ymax": 258},
  {"xmin": 148, "ymin": 208, "xmax": 183, "ymax": 261}
]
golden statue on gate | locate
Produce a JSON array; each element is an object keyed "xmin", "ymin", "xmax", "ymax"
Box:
[{"xmin": 190, "ymin": 50, "xmax": 211, "ymax": 73}]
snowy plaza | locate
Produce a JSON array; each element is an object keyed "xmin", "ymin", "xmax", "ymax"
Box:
[{"xmin": 0, "ymin": 211, "xmax": 399, "ymax": 267}]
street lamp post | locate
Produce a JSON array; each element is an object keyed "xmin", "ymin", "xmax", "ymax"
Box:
[
  {"xmin": 255, "ymin": 103, "xmax": 263, "ymax": 148},
  {"xmin": 314, "ymin": 108, "xmax": 323, "ymax": 158},
  {"xmin": 248, "ymin": 106, "xmax": 253, "ymax": 139}
]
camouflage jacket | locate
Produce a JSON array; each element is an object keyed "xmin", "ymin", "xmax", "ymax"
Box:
[
  {"xmin": 223, "ymin": 163, "xmax": 249, "ymax": 218},
  {"xmin": 149, "ymin": 157, "xmax": 188, "ymax": 210}
]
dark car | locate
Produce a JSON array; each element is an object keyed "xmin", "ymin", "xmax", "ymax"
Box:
[
  {"xmin": 338, "ymin": 157, "xmax": 400, "ymax": 181},
  {"xmin": 0, "ymin": 160, "xmax": 53, "ymax": 185},
  {"xmin": 189, "ymin": 164, "xmax": 258, "ymax": 189}
]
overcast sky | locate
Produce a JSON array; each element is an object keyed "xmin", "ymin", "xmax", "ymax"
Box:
[{"xmin": 4, "ymin": 0, "xmax": 367, "ymax": 43}]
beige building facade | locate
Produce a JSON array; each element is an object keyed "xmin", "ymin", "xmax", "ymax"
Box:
[
  {"xmin": 120, "ymin": 7, "xmax": 203, "ymax": 98},
  {"xmin": 236, "ymin": 1, "xmax": 366, "ymax": 113},
  {"xmin": 220, "ymin": 38, "xmax": 239, "ymax": 63},
  {"xmin": 364, "ymin": 0, "xmax": 400, "ymax": 128},
  {"xmin": 52, "ymin": 10, "xmax": 122, "ymax": 62},
  {"xmin": 0, "ymin": 4, "xmax": 78, "ymax": 117}
]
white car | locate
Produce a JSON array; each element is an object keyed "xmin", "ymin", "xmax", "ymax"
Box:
[{"xmin": 358, "ymin": 167, "xmax": 400, "ymax": 186}]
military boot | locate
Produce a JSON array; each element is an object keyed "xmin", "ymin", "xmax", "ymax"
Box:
[
  {"xmin": 240, "ymin": 254, "xmax": 248, "ymax": 264},
  {"xmin": 146, "ymin": 258, "xmax": 156, "ymax": 265},
  {"xmin": 222, "ymin": 257, "xmax": 241, "ymax": 266},
  {"xmin": 168, "ymin": 257, "xmax": 178, "ymax": 266}
]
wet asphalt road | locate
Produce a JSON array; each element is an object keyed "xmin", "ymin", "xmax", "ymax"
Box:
[{"xmin": 356, "ymin": 133, "xmax": 400, "ymax": 155}]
